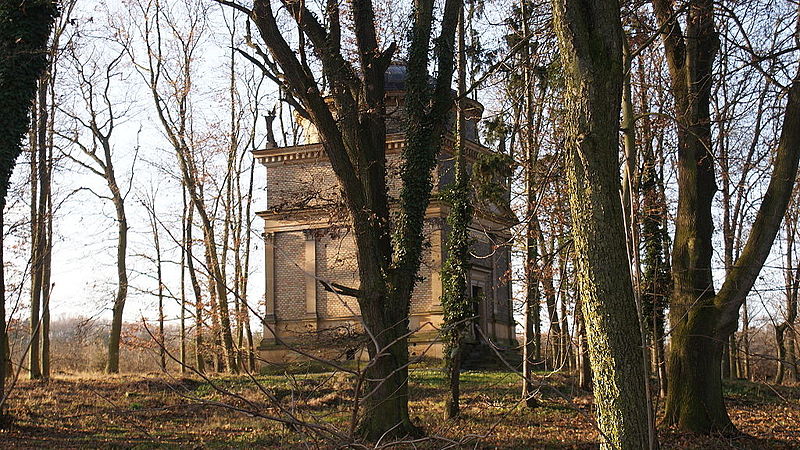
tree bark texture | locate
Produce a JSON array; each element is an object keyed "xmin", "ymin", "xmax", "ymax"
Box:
[
  {"xmin": 655, "ymin": 0, "xmax": 800, "ymax": 432},
  {"xmin": 551, "ymin": 0, "xmax": 650, "ymax": 447}
]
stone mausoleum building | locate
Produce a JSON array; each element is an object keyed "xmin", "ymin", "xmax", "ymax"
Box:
[{"xmin": 255, "ymin": 64, "xmax": 517, "ymax": 363}]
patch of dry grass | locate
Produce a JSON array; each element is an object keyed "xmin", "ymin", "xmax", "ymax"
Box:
[{"xmin": 0, "ymin": 370, "xmax": 796, "ymax": 448}]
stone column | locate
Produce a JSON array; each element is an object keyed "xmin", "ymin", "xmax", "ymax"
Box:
[
  {"xmin": 304, "ymin": 230, "xmax": 318, "ymax": 330},
  {"xmin": 430, "ymin": 225, "xmax": 444, "ymax": 312},
  {"xmin": 262, "ymin": 231, "xmax": 277, "ymax": 345}
]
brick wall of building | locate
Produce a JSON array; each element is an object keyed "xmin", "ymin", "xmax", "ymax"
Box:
[
  {"xmin": 494, "ymin": 244, "xmax": 512, "ymax": 325},
  {"xmin": 315, "ymin": 230, "xmax": 360, "ymax": 318},
  {"xmin": 273, "ymin": 231, "xmax": 307, "ymax": 321},
  {"xmin": 262, "ymin": 145, "xmax": 514, "ymax": 346},
  {"xmin": 267, "ymin": 159, "xmax": 340, "ymax": 210}
]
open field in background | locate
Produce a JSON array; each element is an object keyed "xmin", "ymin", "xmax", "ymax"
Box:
[{"xmin": 0, "ymin": 368, "xmax": 798, "ymax": 448}]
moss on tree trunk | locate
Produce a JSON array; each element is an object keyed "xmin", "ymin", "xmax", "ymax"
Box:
[{"xmin": 551, "ymin": 0, "xmax": 650, "ymax": 447}]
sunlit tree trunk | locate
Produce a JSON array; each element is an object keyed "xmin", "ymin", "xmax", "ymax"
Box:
[{"xmin": 552, "ymin": 0, "xmax": 650, "ymax": 446}]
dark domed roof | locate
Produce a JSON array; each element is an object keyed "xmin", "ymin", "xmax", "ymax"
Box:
[
  {"xmin": 384, "ymin": 62, "xmax": 440, "ymax": 92},
  {"xmin": 384, "ymin": 63, "xmax": 408, "ymax": 91}
]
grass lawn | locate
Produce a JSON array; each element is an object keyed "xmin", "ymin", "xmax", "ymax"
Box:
[{"xmin": 0, "ymin": 368, "xmax": 798, "ymax": 448}]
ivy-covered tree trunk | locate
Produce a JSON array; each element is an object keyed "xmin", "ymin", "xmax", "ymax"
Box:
[
  {"xmin": 640, "ymin": 135, "xmax": 671, "ymax": 398},
  {"xmin": 441, "ymin": 4, "xmax": 472, "ymax": 419},
  {"xmin": 551, "ymin": 0, "xmax": 650, "ymax": 447},
  {"xmin": 0, "ymin": 0, "xmax": 58, "ymax": 401}
]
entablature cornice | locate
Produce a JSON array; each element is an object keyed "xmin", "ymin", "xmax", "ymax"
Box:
[
  {"xmin": 258, "ymin": 198, "xmax": 517, "ymax": 235},
  {"xmin": 253, "ymin": 133, "xmax": 495, "ymax": 166}
]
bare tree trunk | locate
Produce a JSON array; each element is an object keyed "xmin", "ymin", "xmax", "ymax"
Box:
[
  {"xmin": 791, "ymin": 328, "xmax": 799, "ymax": 381},
  {"xmin": 105, "ymin": 176, "xmax": 128, "ymax": 375},
  {"xmin": 146, "ymin": 197, "xmax": 166, "ymax": 372},
  {"xmin": 233, "ymin": 126, "xmax": 257, "ymax": 372},
  {"xmin": 40, "ymin": 188, "xmax": 51, "ymax": 379},
  {"xmin": 186, "ymin": 204, "xmax": 205, "ymax": 373},
  {"xmin": 180, "ymin": 186, "xmax": 187, "ymax": 373},
  {"xmin": 742, "ymin": 299, "xmax": 751, "ymax": 380},
  {"xmin": 521, "ymin": 0, "xmax": 542, "ymax": 402},
  {"xmin": 240, "ymin": 158, "xmax": 255, "ymax": 371},
  {"xmin": 62, "ymin": 48, "xmax": 132, "ymax": 375},
  {"xmin": 536, "ymin": 221, "xmax": 561, "ymax": 369},
  {"xmin": 203, "ymin": 244, "xmax": 223, "ymax": 372},
  {"xmin": 29, "ymin": 76, "xmax": 49, "ymax": 380}
]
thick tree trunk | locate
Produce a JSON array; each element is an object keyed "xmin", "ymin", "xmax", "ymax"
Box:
[
  {"xmin": 657, "ymin": 0, "xmax": 800, "ymax": 427},
  {"xmin": 664, "ymin": 311, "xmax": 730, "ymax": 430},
  {"xmin": 653, "ymin": 0, "xmax": 722, "ymax": 433},
  {"xmin": 552, "ymin": 0, "xmax": 650, "ymax": 447},
  {"xmin": 356, "ymin": 290, "xmax": 418, "ymax": 440}
]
